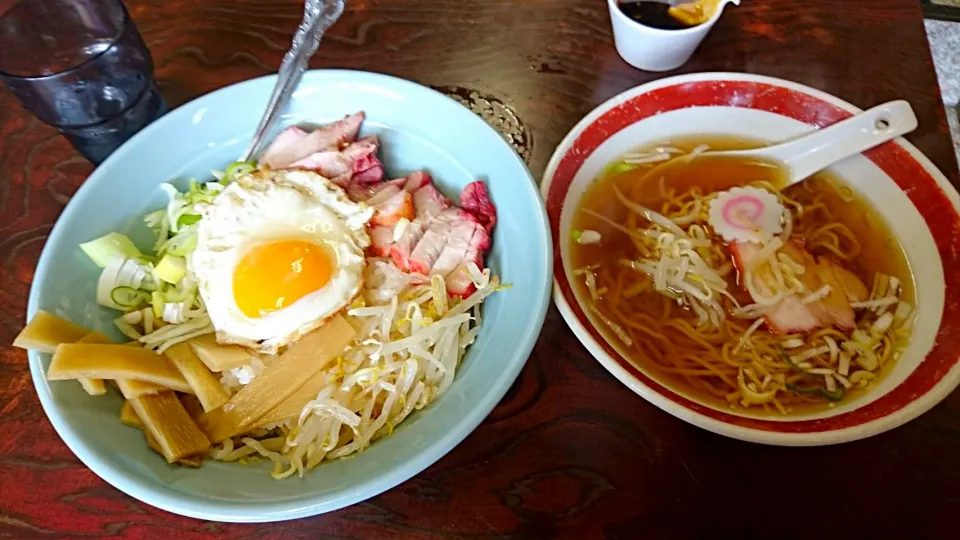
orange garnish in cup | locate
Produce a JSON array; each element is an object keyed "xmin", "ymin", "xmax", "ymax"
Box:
[{"xmin": 668, "ymin": 0, "xmax": 719, "ymax": 26}]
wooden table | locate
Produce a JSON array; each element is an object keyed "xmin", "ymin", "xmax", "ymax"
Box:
[{"xmin": 2, "ymin": 0, "xmax": 957, "ymax": 537}]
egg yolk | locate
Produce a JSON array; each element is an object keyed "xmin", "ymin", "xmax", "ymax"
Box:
[{"xmin": 233, "ymin": 240, "xmax": 333, "ymax": 318}]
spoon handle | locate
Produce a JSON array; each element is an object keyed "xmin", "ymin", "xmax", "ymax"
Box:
[
  {"xmin": 239, "ymin": 0, "xmax": 346, "ymax": 163},
  {"xmin": 769, "ymin": 100, "xmax": 918, "ymax": 184}
]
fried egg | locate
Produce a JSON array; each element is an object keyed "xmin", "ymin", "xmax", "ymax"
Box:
[{"xmin": 189, "ymin": 169, "xmax": 373, "ymax": 353}]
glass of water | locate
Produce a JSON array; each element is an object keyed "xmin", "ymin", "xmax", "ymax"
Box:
[{"xmin": 0, "ymin": 0, "xmax": 168, "ymax": 164}]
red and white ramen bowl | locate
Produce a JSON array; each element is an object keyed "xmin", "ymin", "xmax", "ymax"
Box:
[{"xmin": 541, "ymin": 72, "xmax": 960, "ymax": 445}]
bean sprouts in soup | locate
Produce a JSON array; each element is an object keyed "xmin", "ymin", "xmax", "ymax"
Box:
[{"xmin": 571, "ymin": 137, "xmax": 915, "ymax": 416}]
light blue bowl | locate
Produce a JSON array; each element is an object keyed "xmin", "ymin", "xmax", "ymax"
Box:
[{"xmin": 26, "ymin": 70, "xmax": 552, "ymax": 522}]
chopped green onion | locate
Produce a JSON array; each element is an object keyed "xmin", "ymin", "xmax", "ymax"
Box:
[
  {"xmin": 572, "ymin": 229, "xmax": 583, "ymax": 242},
  {"xmin": 162, "ymin": 226, "xmax": 198, "ymax": 257},
  {"xmin": 110, "ymin": 286, "xmax": 145, "ymax": 309},
  {"xmin": 143, "ymin": 209, "xmax": 166, "ymax": 235},
  {"xmin": 604, "ymin": 162, "xmax": 640, "ymax": 176},
  {"xmin": 777, "ymin": 345, "xmax": 810, "ymax": 374},
  {"xmin": 155, "ymin": 255, "xmax": 187, "ymax": 284},
  {"xmin": 96, "ymin": 258, "xmax": 152, "ymax": 310},
  {"xmin": 224, "ymin": 160, "xmax": 257, "ymax": 183},
  {"xmin": 162, "ymin": 283, "xmax": 194, "ymax": 303},
  {"xmin": 151, "ymin": 291, "xmax": 165, "ymax": 318},
  {"xmin": 177, "ymin": 213, "xmax": 202, "ymax": 228},
  {"xmin": 136, "ymin": 254, "xmax": 159, "ymax": 266},
  {"xmin": 786, "ymin": 383, "xmax": 845, "ymax": 402},
  {"xmin": 79, "ymin": 232, "xmax": 142, "ymax": 268},
  {"xmin": 185, "ymin": 179, "xmax": 219, "ymax": 205}
]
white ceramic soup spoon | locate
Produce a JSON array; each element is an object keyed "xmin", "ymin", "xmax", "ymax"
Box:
[
  {"xmin": 648, "ymin": 100, "xmax": 918, "ymax": 186},
  {"xmin": 711, "ymin": 100, "xmax": 917, "ymax": 185}
]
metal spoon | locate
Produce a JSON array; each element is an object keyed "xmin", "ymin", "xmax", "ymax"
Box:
[{"xmin": 239, "ymin": 0, "xmax": 346, "ymax": 162}]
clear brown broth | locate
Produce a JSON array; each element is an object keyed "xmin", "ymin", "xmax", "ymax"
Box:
[{"xmin": 571, "ymin": 136, "xmax": 914, "ymax": 415}]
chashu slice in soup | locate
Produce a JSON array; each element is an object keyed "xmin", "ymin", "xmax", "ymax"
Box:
[{"xmin": 730, "ymin": 239, "xmax": 869, "ymax": 334}]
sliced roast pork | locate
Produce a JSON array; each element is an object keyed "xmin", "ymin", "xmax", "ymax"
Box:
[
  {"xmin": 430, "ymin": 211, "xmax": 492, "ymax": 278},
  {"xmin": 259, "ymin": 112, "xmax": 385, "ymax": 189},
  {"xmin": 402, "ymin": 209, "xmax": 491, "ymax": 275},
  {"xmin": 259, "ymin": 126, "xmax": 309, "ymax": 169},
  {"xmin": 362, "ymin": 171, "xmax": 496, "ymax": 297},
  {"xmin": 730, "ymin": 240, "xmax": 868, "ymax": 334},
  {"xmin": 261, "ymin": 112, "xmax": 365, "ymax": 168},
  {"xmin": 345, "ymin": 137, "xmax": 386, "ymax": 186},
  {"xmin": 370, "ymin": 190, "xmax": 415, "ymax": 227},
  {"xmin": 460, "ymin": 181, "xmax": 497, "ymax": 232},
  {"xmin": 288, "ymin": 136, "xmax": 383, "ymax": 187},
  {"xmin": 413, "ymin": 183, "xmax": 451, "ymax": 219}
]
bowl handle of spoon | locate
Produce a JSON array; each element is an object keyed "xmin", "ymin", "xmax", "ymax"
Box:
[{"xmin": 770, "ymin": 100, "xmax": 918, "ymax": 185}]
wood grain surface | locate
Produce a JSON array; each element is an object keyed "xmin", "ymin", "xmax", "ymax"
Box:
[{"xmin": 2, "ymin": 0, "xmax": 959, "ymax": 538}]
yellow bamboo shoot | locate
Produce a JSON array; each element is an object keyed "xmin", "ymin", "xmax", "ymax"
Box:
[
  {"xmin": 125, "ymin": 388, "xmax": 210, "ymax": 463},
  {"xmin": 48, "ymin": 343, "xmax": 191, "ymax": 393},
  {"xmin": 198, "ymin": 315, "xmax": 355, "ymax": 443},
  {"xmin": 13, "ymin": 310, "xmax": 89, "ymax": 354},
  {"xmin": 119, "ymin": 400, "xmax": 142, "ymax": 427},
  {"xmin": 144, "ymin": 432, "xmax": 202, "ymax": 468},
  {"xmin": 179, "ymin": 394, "xmax": 204, "ymax": 421},
  {"xmin": 164, "ymin": 342, "xmax": 229, "ymax": 412},
  {"xmin": 74, "ymin": 332, "xmax": 113, "ymax": 396},
  {"xmin": 143, "ymin": 431, "xmax": 202, "ymax": 468},
  {"xmin": 255, "ymin": 371, "xmax": 331, "ymax": 428},
  {"xmin": 122, "ymin": 399, "xmax": 203, "ymax": 467},
  {"xmin": 78, "ymin": 379, "xmax": 107, "ymax": 395},
  {"xmin": 188, "ymin": 334, "xmax": 254, "ymax": 372},
  {"xmin": 114, "ymin": 379, "xmax": 178, "ymax": 398}
]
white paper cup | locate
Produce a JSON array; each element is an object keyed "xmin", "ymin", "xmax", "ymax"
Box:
[{"xmin": 608, "ymin": 0, "xmax": 739, "ymax": 72}]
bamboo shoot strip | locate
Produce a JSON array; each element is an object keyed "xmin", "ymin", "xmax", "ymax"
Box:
[
  {"xmin": 199, "ymin": 315, "xmax": 355, "ymax": 443},
  {"xmin": 75, "ymin": 332, "xmax": 112, "ymax": 396},
  {"xmin": 48, "ymin": 343, "xmax": 192, "ymax": 393},
  {"xmin": 119, "ymin": 383, "xmax": 210, "ymax": 463},
  {"xmin": 255, "ymin": 370, "xmax": 332, "ymax": 428},
  {"xmin": 12, "ymin": 312, "xmax": 106, "ymax": 395},
  {"xmin": 13, "ymin": 310, "xmax": 89, "ymax": 354},
  {"xmin": 188, "ymin": 334, "xmax": 254, "ymax": 372},
  {"xmin": 145, "ymin": 431, "xmax": 202, "ymax": 468},
  {"xmin": 164, "ymin": 342, "xmax": 229, "ymax": 412},
  {"xmin": 121, "ymin": 399, "xmax": 203, "ymax": 467},
  {"xmin": 179, "ymin": 394, "xmax": 205, "ymax": 421},
  {"xmin": 114, "ymin": 378, "xmax": 177, "ymax": 398},
  {"xmin": 119, "ymin": 401, "xmax": 142, "ymax": 427}
]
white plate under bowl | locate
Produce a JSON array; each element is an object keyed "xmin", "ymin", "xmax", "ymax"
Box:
[{"xmin": 541, "ymin": 72, "xmax": 960, "ymax": 446}]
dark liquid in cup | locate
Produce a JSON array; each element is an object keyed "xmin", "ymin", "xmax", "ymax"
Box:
[
  {"xmin": 617, "ymin": 2, "xmax": 697, "ymax": 30},
  {"xmin": 58, "ymin": 83, "xmax": 168, "ymax": 165},
  {"xmin": 48, "ymin": 21, "xmax": 168, "ymax": 164}
]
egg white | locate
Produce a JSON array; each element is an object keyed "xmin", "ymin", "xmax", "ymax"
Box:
[{"xmin": 189, "ymin": 169, "xmax": 373, "ymax": 353}]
